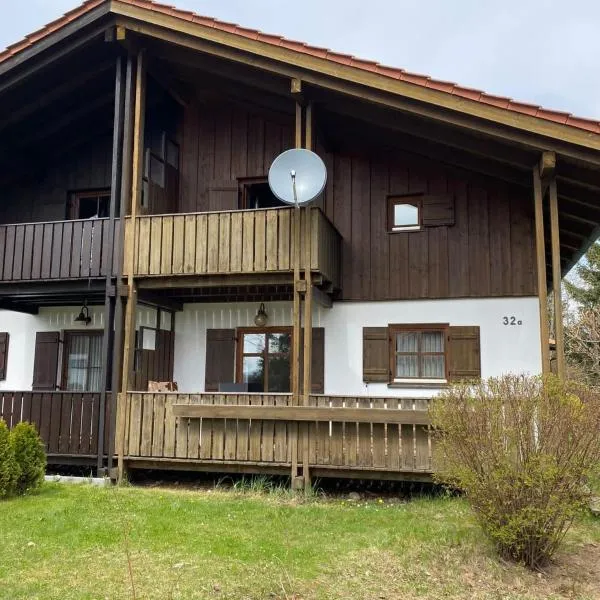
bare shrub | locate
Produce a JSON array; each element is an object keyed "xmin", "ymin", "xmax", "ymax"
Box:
[{"xmin": 430, "ymin": 374, "xmax": 600, "ymax": 570}]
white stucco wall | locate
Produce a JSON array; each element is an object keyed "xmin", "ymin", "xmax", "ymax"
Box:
[
  {"xmin": 0, "ymin": 305, "xmax": 159, "ymax": 391},
  {"xmin": 174, "ymin": 297, "xmax": 542, "ymax": 397}
]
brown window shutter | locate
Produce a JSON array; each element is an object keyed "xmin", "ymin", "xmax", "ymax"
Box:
[
  {"xmin": 311, "ymin": 327, "xmax": 325, "ymax": 393},
  {"xmin": 0, "ymin": 333, "xmax": 8, "ymax": 381},
  {"xmin": 447, "ymin": 326, "xmax": 481, "ymax": 382},
  {"xmin": 205, "ymin": 329, "xmax": 236, "ymax": 392},
  {"xmin": 363, "ymin": 327, "xmax": 389, "ymax": 382},
  {"xmin": 422, "ymin": 194, "xmax": 455, "ymax": 227},
  {"xmin": 298, "ymin": 328, "xmax": 325, "ymax": 393},
  {"xmin": 32, "ymin": 331, "xmax": 60, "ymax": 391},
  {"xmin": 208, "ymin": 180, "xmax": 239, "ymax": 211}
]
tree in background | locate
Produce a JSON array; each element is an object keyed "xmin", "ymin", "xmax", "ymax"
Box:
[
  {"xmin": 564, "ymin": 241, "xmax": 600, "ymax": 387},
  {"xmin": 565, "ymin": 242, "xmax": 600, "ymax": 307}
]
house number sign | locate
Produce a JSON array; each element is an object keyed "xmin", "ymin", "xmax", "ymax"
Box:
[{"xmin": 502, "ymin": 316, "xmax": 523, "ymax": 326}]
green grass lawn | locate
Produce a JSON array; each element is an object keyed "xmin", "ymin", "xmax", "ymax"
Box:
[{"xmin": 1, "ymin": 482, "xmax": 600, "ymax": 600}]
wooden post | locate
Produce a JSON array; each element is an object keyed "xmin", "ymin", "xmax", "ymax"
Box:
[
  {"xmin": 108, "ymin": 54, "xmax": 134, "ymax": 473},
  {"xmin": 302, "ymin": 102, "xmax": 314, "ymax": 492},
  {"xmin": 549, "ymin": 176, "xmax": 565, "ymax": 379},
  {"xmin": 533, "ymin": 161, "xmax": 551, "ymax": 374},
  {"xmin": 97, "ymin": 55, "xmax": 125, "ymax": 474},
  {"xmin": 117, "ymin": 50, "xmax": 146, "ymax": 482},
  {"xmin": 290, "ymin": 99, "xmax": 303, "ymax": 487}
]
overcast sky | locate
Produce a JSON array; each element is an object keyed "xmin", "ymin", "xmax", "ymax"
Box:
[{"xmin": 1, "ymin": 0, "xmax": 599, "ymax": 121}]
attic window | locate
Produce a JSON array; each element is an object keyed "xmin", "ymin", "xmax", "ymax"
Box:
[
  {"xmin": 240, "ymin": 178, "xmax": 287, "ymax": 210},
  {"xmin": 388, "ymin": 195, "xmax": 421, "ymax": 231}
]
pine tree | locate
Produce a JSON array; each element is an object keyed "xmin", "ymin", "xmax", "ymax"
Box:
[{"xmin": 564, "ymin": 242, "xmax": 600, "ymax": 307}]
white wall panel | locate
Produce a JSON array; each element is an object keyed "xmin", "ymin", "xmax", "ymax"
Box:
[{"xmin": 174, "ymin": 297, "xmax": 542, "ymax": 397}]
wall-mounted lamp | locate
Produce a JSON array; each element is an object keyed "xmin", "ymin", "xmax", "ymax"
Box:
[
  {"xmin": 75, "ymin": 301, "xmax": 92, "ymax": 326},
  {"xmin": 254, "ymin": 303, "xmax": 268, "ymax": 327}
]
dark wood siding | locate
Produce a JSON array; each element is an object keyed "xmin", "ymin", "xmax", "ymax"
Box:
[
  {"xmin": 318, "ymin": 146, "xmax": 536, "ymax": 300},
  {"xmin": 0, "ymin": 135, "xmax": 112, "ymax": 224},
  {"xmin": 176, "ymin": 100, "xmax": 536, "ymax": 300},
  {"xmin": 180, "ymin": 101, "xmax": 293, "ymax": 213}
]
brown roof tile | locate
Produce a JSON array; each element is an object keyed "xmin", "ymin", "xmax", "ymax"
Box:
[{"xmin": 2, "ymin": 0, "xmax": 600, "ymax": 135}]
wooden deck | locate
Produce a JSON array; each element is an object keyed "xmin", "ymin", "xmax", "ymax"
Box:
[
  {"xmin": 119, "ymin": 393, "xmax": 433, "ymax": 479},
  {"xmin": 123, "ymin": 207, "xmax": 341, "ymax": 289},
  {"xmin": 0, "ymin": 391, "xmax": 111, "ymax": 463},
  {"xmin": 0, "ymin": 218, "xmax": 118, "ymax": 282}
]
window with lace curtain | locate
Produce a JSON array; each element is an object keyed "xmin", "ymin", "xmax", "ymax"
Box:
[
  {"xmin": 390, "ymin": 325, "xmax": 448, "ymax": 380},
  {"xmin": 62, "ymin": 331, "xmax": 103, "ymax": 392}
]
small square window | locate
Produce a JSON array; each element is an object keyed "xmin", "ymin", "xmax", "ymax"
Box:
[{"xmin": 388, "ymin": 195, "xmax": 422, "ymax": 232}]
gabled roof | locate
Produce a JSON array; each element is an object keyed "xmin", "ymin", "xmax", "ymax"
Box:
[{"xmin": 2, "ymin": 0, "xmax": 600, "ymax": 135}]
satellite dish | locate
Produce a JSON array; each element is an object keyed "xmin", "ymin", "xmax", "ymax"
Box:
[{"xmin": 268, "ymin": 149, "xmax": 327, "ymax": 207}]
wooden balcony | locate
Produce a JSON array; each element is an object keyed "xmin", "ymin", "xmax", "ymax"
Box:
[
  {"xmin": 0, "ymin": 218, "xmax": 118, "ymax": 282},
  {"xmin": 119, "ymin": 393, "xmax": 432, "ymax": 479},
  {"xmin": 123, "ymin": 207, "xmax": 342, "ymax": 289},
  {"xmin": 0, "ymin": 391, "xmax": 111, "ymax": 463}
]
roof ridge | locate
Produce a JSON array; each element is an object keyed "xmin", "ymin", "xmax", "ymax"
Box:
[{"xmin": 1, "ymin": 0, "xmax": 599, "ymax": 134}]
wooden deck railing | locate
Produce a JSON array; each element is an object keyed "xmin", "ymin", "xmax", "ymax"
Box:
[
  {"xmin": 0, "ymin": 391, "xmax": 110, "ymax": 459},
  {"xmin": 0, "ymin": 218, "xmax": 119, "ymax": 282},
  {"xmin": 120, "ymin": 393, "xmax": 432, "ymax": 474},
  {"xmin": 124, "ymin": 207, "xmax": 341, "ymax": 288}
]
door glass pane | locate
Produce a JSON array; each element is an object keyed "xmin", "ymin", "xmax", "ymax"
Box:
[
  {"xmin": 243, "ymin": 356, "xmax": 264, "ymax": 391},
  {"xmin": 86, "ymin": 335, "xmax": 103, "ymax": 392},
  {"xmin": 243, "ymin": 333, "xmax": 265, "ymax": 354},
  {"xmin": 422, "ymin": 355, "xmax": 445, "ymax": 378},
  {"xmin": 396, "ymin": 332, "xmax": 418, "ymax": 352},
  {"xmin": 422, "ymin": 331, "xmax": 444, "ymax": 352},
  {"xmin": 393, "ymin": 203, "xmax": 419, "ymax": 227},
  {"xmin": 396, "ymin": 355, "xmax": 418, "ymax": 378},
  {"xmin": 66, "ymin": 335, "xmax": 89, "ymax": 391},
  {"xmin": 268, "ymin": 332, "xmax": 291, "ymax": 354},
  {"xmin": 268, "ymin": 356, "xmax": 291, "ymax": 392}
]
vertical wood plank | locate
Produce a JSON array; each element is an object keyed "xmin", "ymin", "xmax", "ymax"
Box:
[
  {"xmin": 175, "ymin": 394, "xmax": 189, "ymax": 458},
  {"xmin": 385, "ymin": 398, "xmax": 401, "ymax": 470},
  {"xmin": 187, "ymin": 394, "xmax": 201, "ymax": 459},
  {"xmin": 172, "ymin": 216, "xmax": 185, "ymax": 275},
  {"xmin": 137, "ymin": 217, "xmax": 151, "ymax": 275},
  {"xmin": 207, "ymin": 213, "xmax": 220, "ymax": 273},
  {"xmin": 277, "ymin": 209, "xmax": 291, "ymax": 271},
  {"xmin": 140, "ymin": 394, "xmax": 154, "ymax": 456},
  {"xmin": 160, "ymin": 216, "xmax": 173, "ymax": 276},
  {"xmin": 150, "ymin": 394, "xmax": 165, "ymax": 457},
  {"xmin": 241, "ymin": 211, "xmax": 255, "ymax": 272},
  {"xmin": 211, "ymin": 394, "xmax": 225, "ymax": 460},
  {"xmin": 163, "ymin": 394, "xmax": 176, "ymax": 458},
  {"xmin": 184, "ymin": 215, "xmax": 196, "ymax": 274},
  {"xmin": 224, "ymin": 394, "xmax": 237, "ymax": 461},
  {"xmin": 254, "ymin": 211, "xmax": 266, "ymax": 272},
  {"xmin": 266, "ymin": 210, "xmax": 278, "ymax": 271},
  {"xmin": 372, "ymin": 398, "xmax": 386, "ymax": 468},
  {"xmin": 199, "ymin": 393, "xmax": 214, "ymax": 460},
  {"xmin": 195, "ymin": 214, "xmax": 208, "ymax": 274},
  {"xmin": 229, "ymin": 211, "xmax": 243, "ymax": 272},
  {"xmin": 128, "ymin": 393, "xmax": 142, "ymax": 456},
  {"xmin": 248, "ymin": 394, "xmax": 262, "ymax": 462},
  {"xmin": 261, "ymin": 395, "xmax": 275, "ymax": 462},
  {"xmin": 328, "ymin": 397, "xmax": 344, "ymax": 466},
  {"xmin": 149, "ymin": 216, "xmax": 163, "ymax": 275},
  {"xmin": 344, "ymin": 397, "xmax": 358, "ymax": 467}
]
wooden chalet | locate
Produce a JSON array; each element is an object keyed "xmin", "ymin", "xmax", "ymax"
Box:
[{"xmin": 0, "ymin": 0, "xmax": 599, "ymax": 486}]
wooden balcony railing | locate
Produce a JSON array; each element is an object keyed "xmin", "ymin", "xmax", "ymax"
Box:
[
  {"xmin": 120, "ymin": 393, "xmax": 432, "ymax": 474},
  {"xmin": 0, "ymin": 218, "xmax": 119, "ymax": 282},
  {"xmin": 124, "ymin": 207, "xmax": 341, "ymax": 289},
  {"xmin": 0, "ymin": 391, "xmax": 111, "ymax": 459}
]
